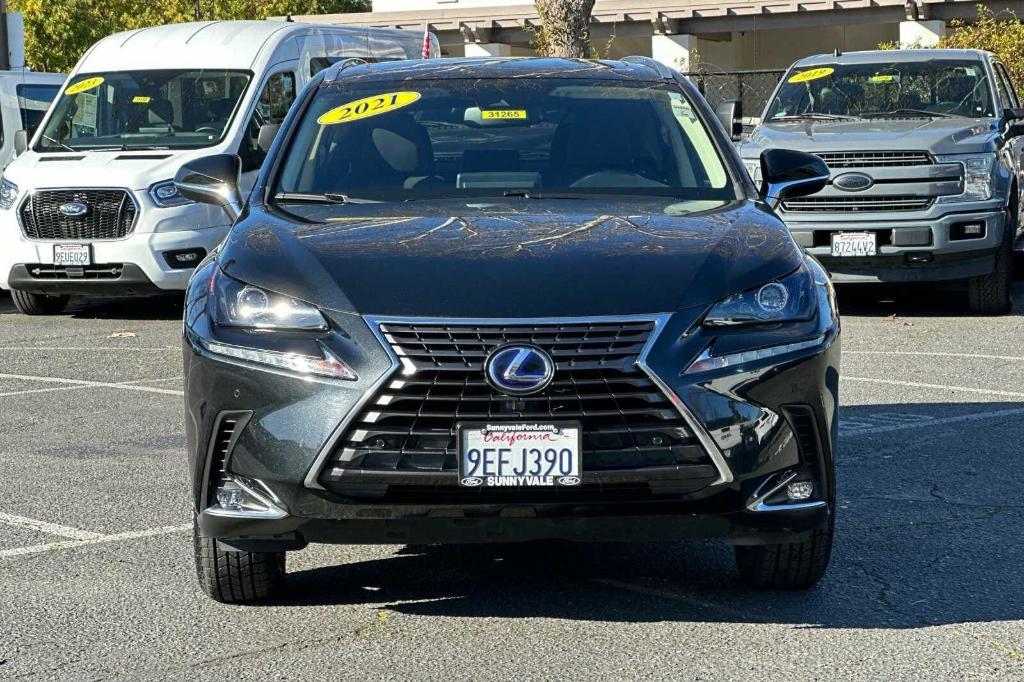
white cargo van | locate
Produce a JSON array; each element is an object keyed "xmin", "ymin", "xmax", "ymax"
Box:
[
  {"xmin": 0, "ymin": 20, "xmax": 437, "ymax": 314},
  {"xmin": 0, "ymin": 70, "xmax": 65, "ymax": 170}
]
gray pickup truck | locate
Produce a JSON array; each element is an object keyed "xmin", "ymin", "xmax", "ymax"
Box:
[{"xmin": 734, "ymin": 49, "xmax": 1024, "ymax": 314}]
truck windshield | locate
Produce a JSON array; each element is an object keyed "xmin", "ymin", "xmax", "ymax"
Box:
[
  {"xmin": 36, "ymin": 69, "xmax": 251, "ymax": 152},
  {"xmin": 274, "ymin": 78, "xmax": 733, "ymax": 203},
  {"xmin": 765, "ymin": 59, "xmax": 995, "ymax": 120}
]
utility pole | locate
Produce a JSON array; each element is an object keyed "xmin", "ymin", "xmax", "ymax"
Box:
[{"xmin": 0, "ymin": 0, "xmax": 10, "ymax": 70}]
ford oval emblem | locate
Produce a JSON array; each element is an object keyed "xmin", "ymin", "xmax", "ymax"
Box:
[
  {"xmin": 58, "ymin": 201, "xmax": 89, "ymax": 217},
  {"xmin": 833, "ymin": 172, "xmax": 873, "ymax": 192},
  {"xmin": 460, "ymin": 477, "xmax": 483, "ymax": 487},
  {"xmin": 484, "ymin": 344, "xmax": 555, "ymax": 396},
  {"xmin": 557, "ymin": 476, "xmax": 582, "ymax": 486}
]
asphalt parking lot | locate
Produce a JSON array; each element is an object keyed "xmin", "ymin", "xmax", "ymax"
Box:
[{"xmin": 2, "ymin": 277, "xmax": 1024, "ymax": 680}]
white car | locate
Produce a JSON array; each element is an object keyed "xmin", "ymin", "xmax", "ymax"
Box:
[
  {"xmin": 0, "ymin": 20, "xmax": 436, "ymax": 315},
  {"xmin": 0, "ymin": 70, "xmax": 64, "ymax": 171}
]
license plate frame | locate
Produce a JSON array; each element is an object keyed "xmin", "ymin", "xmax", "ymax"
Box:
[
  {"xmin": 830, "ymin": 231, "xmax": 877, "ymax": 257},
  {"xmin": 457, "ymin": 421, "xmax": 583, "ymax": 488},
  {"xmin": 53, "ymin": 244, "xmax": 92, "ymax": 266}
]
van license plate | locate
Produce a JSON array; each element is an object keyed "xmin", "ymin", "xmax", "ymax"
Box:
[
  {"xmin": 831, "ymin": 232, "xmax": 876, "ymax": 257},
  {"xmin": 458, "ymin": 422, "xmax": 582, "ymax": 487},
  {"xmin": 54, "ymin": 244, "xmax": 91, "ymax": 266}
]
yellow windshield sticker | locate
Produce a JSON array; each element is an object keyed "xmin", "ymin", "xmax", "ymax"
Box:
[
  {"xmin": 65, "ymin": 76, "xmax": 104, "ymax": 95},
  {"xmin": 317, "ymin": 91, "xmax": 421, "ymax": 125},
  {"xmin": 869, "ymin": 74, "xmax": 896, "ymax": 83},
  {"xmin": 132, "ymin": 95, "xmax": 151, "ymax": 104},
  {"xmin": 481, "ymin": 109, "xmax": 527, "ymax": 120},
  {"xmin": 788, "ymin": 68, "xmax": 834, "ymax": 84}
]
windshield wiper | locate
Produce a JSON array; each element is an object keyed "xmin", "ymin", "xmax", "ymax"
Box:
[
  {"xmin": 40, "ymin": 134, "xmax": 76, "ymax": 152},
  {"xmin": 861, "ymin": 109, "xmax": 954, "ymax": 119},
  {"xmin": 274, "ymin": 192, "xmax": 381, "ymax": 204},
  {"xmin": 502, "ymin": 190, "xmax": 591, "ymax": 199},
  {"xmin": 770, "ymin": 113, "xmax": 860, "ymax": 121}
]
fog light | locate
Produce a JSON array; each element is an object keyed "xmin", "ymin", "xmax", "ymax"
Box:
[
  {"xmin": 209, "ymin": 476, "xmax": 288, "ymax": 519},
  {"xmin": 163, "ymin": 248, "xmax": 206, "ymax": 269},
  {"xmin": 216, "ymin": 480, "xmax": 245, "ymax": 511},
  {"xmin": 786, "ymin": 480, "xmax": 814, "ymax": 501}
]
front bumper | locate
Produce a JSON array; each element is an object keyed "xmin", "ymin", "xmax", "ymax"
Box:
[
  {"xmin": 785, "ymin": 209, "xmax": 1004, "ymax": 283},
  {"xmin": 185, "ymin": 263, "xmax": 841, "ymax": 549}
]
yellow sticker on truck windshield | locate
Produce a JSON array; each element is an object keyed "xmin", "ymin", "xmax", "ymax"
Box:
[
  {"xmin": 65, "ymin": 76, "xmax": 104, "ymax": 95},
  {"xmin": 317, "ymin": 91, "xmax": 421, "ymax": 125},
  {"xmin": 869, "ymin": 74, "xmax": 896, "ymax": 83},
  {"xmin": 788, "ymin": 68, "xmax": 834, "ymax": 84},
  {"xmin": 482, "ymin": 109, "xmax": 527, "ymax": 120}
]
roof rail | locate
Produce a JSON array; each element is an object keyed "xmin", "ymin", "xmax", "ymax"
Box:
[
  {"xmin": 621, "ymin": 55, "xmax": 675, "ymax": 80},
  {"xmin": 323, "ymin": 57, "xmax": 368, "ymax": 82}
]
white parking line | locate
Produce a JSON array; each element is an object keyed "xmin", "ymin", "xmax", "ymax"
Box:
[
  {"xmin": 0, "ymin": 346, "xmax": 176, "ymax": 352},
  {"xmin": 0, "ymin": 372, "xmax": 184, "ymax": 396},
  {"xmin": 0, "ymin": 524, "xmax": 190, "ymax": 559},
  {"xmin": 846, "ymin": 350, "xmax": 1024, "ymax": 362},
  {"xmin": 844, "ymin": 376, "xmax": 1024, "ymax": 399},
  {"xmin": 0, "ymin": 511, "xmax": 106, "ymax": 540},
  {"xmin": 843, "ymin": 405, "xmax": 1024, "ymax": 437}
]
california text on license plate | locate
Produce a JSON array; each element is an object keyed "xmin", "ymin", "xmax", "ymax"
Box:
[
  {"xmin": 458, "ymin": 422, "xmax": 582, "ymax": 487},
  {"xmin": 831, "ymin": 232, "xmax": 876, "ymax": 257},
  {"xmin": 53, "ymin": 244, "xmax": 91, "ymax": 266}
]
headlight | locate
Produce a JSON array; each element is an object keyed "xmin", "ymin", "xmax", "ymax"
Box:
[
  {"xmin": 212, "ymin": 270, "xmax": 327, "ymax": 331},
  {"xmin": 0, "ymin": 176, "xmax": 19, "ymax": 210},
  {"xmin": 149, "ymin": 179, "xmax": 194, "ymax": 208},
  {"xmin": 936, "ymin": 153, "xmax": 994, "ymax": 202},
  {"xmin": 703, "ymin": 267, "xmax": 816, "ymax": 326},
  {"xmin": 742, "ymin": 159, "xmax": 761, "ymax": 184}
]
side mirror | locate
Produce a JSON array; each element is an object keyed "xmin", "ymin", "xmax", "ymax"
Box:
[
  {"xmin": 1004, "ymin": 108, "xmax": 1024, "ymax": 139},
  {"xmin": 257, "ymin": 123, "xmax": 281, "ymax": 154},
  {"xmin": 14, "ymin": 130, "xmax": 28, "ymax": 156},
  {"xmin": 760, "ymin": 148, "xmax": 830, "ymax": 208},
  {"xmin": 174, "ymin": 154, "xmax": 243, "ymax": 222},
  {"xmin": 715, "ymin": 99, "xmax": 743, "ymax": 141}
]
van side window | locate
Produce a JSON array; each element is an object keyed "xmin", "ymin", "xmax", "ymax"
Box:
[{"xmin": 240, "ymin": 71, "xmax": 297, "ymax": 171}]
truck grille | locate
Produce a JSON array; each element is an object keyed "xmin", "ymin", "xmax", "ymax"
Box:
[
  {"xmin": 318, "ymin": 320, "xmax": 715, "ymax": 494},
  {"xmin": 782, "ymin": 195, "xmax": 933, "ymax": 213},
  {"xmin": 815, "ymin": 151, "xmax": 932, "ymax": 168},
  {"xmin": 19, "ymin": 189, "xmax": 138, "ymax": 240}
]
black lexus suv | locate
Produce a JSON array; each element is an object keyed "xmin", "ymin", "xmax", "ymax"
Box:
[{"xmin": 176, "ymin": 56, "xmax": 841, "ymax": 603}]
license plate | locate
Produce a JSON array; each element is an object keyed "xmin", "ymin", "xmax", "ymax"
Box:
[
  {"xmin": 458, "ymin": 422, "xmax": 582, "ymax": 487},
  {"xmin": 53, "ymin": 244, "xmax": 91, "ymax": 266},
  {"xmin": 831, "ymin": 232, "xmax": 876, "ymax": 257}
]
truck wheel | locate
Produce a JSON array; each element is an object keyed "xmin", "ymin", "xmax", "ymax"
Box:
[
  {"xmin": 734, "ymin": 521, "xmax": 834, "ymax": 589},
  {"xmin": 10, "ymin": 290, "xmax": 70, "ymax": 315},
  {"xmin": 967, "ymin": 212, "xmax": 1014, "ymax": 315},
  {"xmin": 192, "ymin": 512, "xmax": 285, "ymax": 603}
]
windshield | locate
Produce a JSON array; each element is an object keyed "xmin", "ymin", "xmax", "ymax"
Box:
[
  {"xmin": 36, "ymin": 69, "xmax": 252, "ymax": 152},
  {"xmin": 765, "ymin": 59, "xmax": 995, "ymax": 120},
  {"xmin": 16, "ymin": 83, "xmax": 60, "ymax": 135},
  {"xmin": 274, "ymin": 78, "xmax": 733, "ymax": 203}
]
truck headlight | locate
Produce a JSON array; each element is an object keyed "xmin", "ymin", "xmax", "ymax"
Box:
[
  {"xmin": 742, "ymin": 159, "xmax": 761, "ymax": 183},
  {"xmin": 702, "ymin": 266, "xmax": 816, "ymax": 326},
  {"xmin": 149, "ymin": 179, "xmax": 194, "ymax": 208},
  {"xmin": 0, "ymin": 176, "xmax": 19, "ymax": 210},
  {"xmin": 937, "ymin": 153, "xmax": 994, "ymax": 202}
]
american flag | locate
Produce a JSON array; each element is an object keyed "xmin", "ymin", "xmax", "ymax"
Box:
[{"xmin": 422, "ymin": 22, "xmax": 431, "ymax": 59}]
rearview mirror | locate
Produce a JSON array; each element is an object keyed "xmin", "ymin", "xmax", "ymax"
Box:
[
  {"xmin": 760, "ymin": 148, "xmax": 829, "ymax": 208},
  {"xmin": 174, "ymin": 154, "xmax": 243, "ymax": 222},
  {"xmin": 1004, "ymin": 108, "xmax": 1024, "ymax": 139},
  {"xmin": 715, "ymin": 99, "xmax": 743, "ymax": 141},
  {"xmin": 14, "ymin": 129, "xmax": 28, "ymax": 156},
  {"xmin": 257, "ymin": 123, "xmax": 281, "ymax": 153}
]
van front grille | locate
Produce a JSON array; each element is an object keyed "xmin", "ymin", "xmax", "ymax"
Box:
[{"xmin": 20, "ymin": 189, "xmax": 138, "ymax": 240}]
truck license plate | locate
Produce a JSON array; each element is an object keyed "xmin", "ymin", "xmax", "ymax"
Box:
[
  {"xmin": 53, "ymin": 244, "xmax": 91, "ymax": 266},
  {"xmin": 831, "ymin": 232, "xmax": 876, "ymax": 257},
  {"xmin": 458, "ymin": 422, "xmax": 582, "ymax": 487}
]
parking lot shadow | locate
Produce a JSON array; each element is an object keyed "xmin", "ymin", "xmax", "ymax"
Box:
[
  {"xmin": 835, "ymin": 275, "xmax": 1024, "ymax": 317},
  {"xmin": 273, "ymin": 399, "xmax": 1023, "ymax": 630},
  {"xmin": 66, "ymin": 295, "xmax": 184, "ymax": 320}
]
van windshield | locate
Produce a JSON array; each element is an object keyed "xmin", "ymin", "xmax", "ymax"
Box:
[
  {"xmin": 36, "ymin": 69, "xmax": 251, "ymax": 152},
  {"xmin": 765, "ymin": 59, "xmax": 995, "ymax": 120},
  {"xmin": 273, "ymin": 78, "xmax": 733, "ymax": 203}
]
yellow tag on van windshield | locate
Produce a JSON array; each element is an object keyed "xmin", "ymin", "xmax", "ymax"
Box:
[
  {"xmin": 317, "ymin": 91, "xmax": 421, "ymax": 125},
  {"xmin": 65, "ymin": 76, "xmax": 104, "ymax": 95},
  {"xmin": 482, "ymin": 110, "xmax": 527, "ymax": 120},
  {"xmin": 788, "ymin": 68, "xmax": 834, "ymax": 84},
  {"xmin": 132, "ymin": 95, "xmax": 152, "ymax": 104}
]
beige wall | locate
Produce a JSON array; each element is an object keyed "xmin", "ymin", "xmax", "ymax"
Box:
[{"xmin": 372, "ymin": 0, "xmax": 532, "ymax": 11}]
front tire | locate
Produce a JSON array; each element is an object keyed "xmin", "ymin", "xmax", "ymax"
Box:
[
  {"xmin": 192, "ymin": 513, "xmax": 285, "ymax": 603},
  {"xmin": 967, "ymin": 211, "xmax": 1015, "ymax": 315},
  {"xmin": 735, "ymin": 521, "xmax": 834, "ymax": 589},
  {"xmin": 10, "ymin": 290, "xmax": 70, "ymax": 315}
]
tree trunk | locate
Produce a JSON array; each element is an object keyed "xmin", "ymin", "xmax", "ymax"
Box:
[{"xmin": 534, "ymin": 0, "xmax": 597, "ymax": 58}]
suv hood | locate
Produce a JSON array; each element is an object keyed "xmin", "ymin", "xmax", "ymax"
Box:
[
  {"xmin": 220, "ymin": 198, "xmax": 803, "ymax": 318},
  {"xmin": 741, "ymin": 117, "xmax": 998, "ymax": 157}
]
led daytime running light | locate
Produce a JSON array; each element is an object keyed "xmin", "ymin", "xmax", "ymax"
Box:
[
  {"xmin": 685, "ymin": 335, "xmax": 824, "ymax": 375},
  {"xmin": 202, "ymin": 339, "xmax": 357, "ymax": 380}
]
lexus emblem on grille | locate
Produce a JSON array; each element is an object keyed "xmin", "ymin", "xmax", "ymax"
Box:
[
  {"xmin": 58, "ymin": 201, "xmax": 90, "ymax": 217},
  {"xmin": 833, "ymin": 172, "xmax": 873, "ymax": 192},
  {"xmin": 485, "ymin": 344, "xmax": 555, "ymax": 396}
]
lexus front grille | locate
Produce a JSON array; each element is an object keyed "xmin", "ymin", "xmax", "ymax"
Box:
[
  {"xmin": 19, "ymin": 189, "xmax": 138, "ymax": 240},
  {"xmin": 317, "ymin": 319, "xmax": 718, "ymax": 497}
]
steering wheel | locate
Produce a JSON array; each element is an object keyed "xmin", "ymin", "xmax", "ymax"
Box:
[{"xmin": 195, "ymin": 126, "xmax": 220, "ymax": 135}]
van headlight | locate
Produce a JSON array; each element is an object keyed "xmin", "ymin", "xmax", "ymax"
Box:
[
  {"xmin": 149, "ymin": 179, "xmax": 194, "ymax": 207},
  {"xmin": 937, "ymin": 153, "xmax": 994, "ymax": 202},
  {"xmin": 703, "ymin": 267, "xmax": 816, "ymax": 326},
  {"xmin": 0, "ymin": 176, "xmax": 19, "ymax": 210}
]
